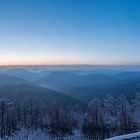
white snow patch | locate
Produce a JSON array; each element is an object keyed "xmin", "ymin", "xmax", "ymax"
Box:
[{"xmin": 106, "ymin": 131, "xmax": 140, "ymax": 140}]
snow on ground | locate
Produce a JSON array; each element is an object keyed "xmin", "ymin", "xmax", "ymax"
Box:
[
  {"xmin": 2, "ymin": 130, "xmax": 140, "ymax": 140},
  {"xmin": 106, "ymin": 131, "xmax": 140, "ymax": 140},
  {"xmin": 0, "ymin": 129, "xmax": 85, "ymax": 140}
]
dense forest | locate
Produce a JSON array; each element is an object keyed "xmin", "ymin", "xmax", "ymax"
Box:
[{"xmin": 0, "ymin": 93, "xmax": 140, "ymax": 139}]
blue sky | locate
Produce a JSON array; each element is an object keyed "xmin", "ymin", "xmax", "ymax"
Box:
[{"xmin": 0, "ymin": 0, "xmax": 140, "ymax": 65}]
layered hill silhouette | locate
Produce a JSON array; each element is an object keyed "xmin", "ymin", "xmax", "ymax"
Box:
[
  {"xmin": 36, "ymin": 71, "xmax": 118, "ymax": 91},
  {"xmin": 0, "ymin": 84, "xmax": 86, "ymax": 110},
  {"xmin": 0, "ymin": 73, "xmax": 29, "ymax": 85},
  {"xmin": 0, "ymin": 69, "xmax": 140, "ymax": 106},
  {"xmin": 0, "ymin": 68, "xmax": 41, "ymax": 81}
]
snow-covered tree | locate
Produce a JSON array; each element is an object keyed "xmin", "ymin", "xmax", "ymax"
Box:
[
  {"xmin": 104, "ymin": 96, "xmax": 119, "ymax": 129},
  {"xmin": 117, "ymin": 96, "xmax": 134, "ymax": 133},
  {"xmin": 0, "ymin": 97, "xmax": 16, "ymax": 138},
  {"xmin": 82, "ymin": 98, "xmax": 105, "ymax": 138},
  {"xmin": 132, "ymin": 93, "xmax": 140, "ymax": 125}
]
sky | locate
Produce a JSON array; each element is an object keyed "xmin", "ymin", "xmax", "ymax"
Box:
[{"xmin": 0, "ymin": 0, "xmax": 140, "ymax": 65}]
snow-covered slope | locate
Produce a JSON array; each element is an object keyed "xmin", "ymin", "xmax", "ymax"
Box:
[{"xmin": 106, "ymin": 131, "xmax": 140, "ymax": 140}]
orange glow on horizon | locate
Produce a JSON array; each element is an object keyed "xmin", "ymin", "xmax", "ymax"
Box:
[{"xmin": 0, "ymin": 59, "xmax": 137, "ymax": 66}]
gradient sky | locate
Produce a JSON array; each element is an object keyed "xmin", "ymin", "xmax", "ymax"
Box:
[{"xmin": 0, "ymin": 0, "xmax": 140, "ymax": 65}]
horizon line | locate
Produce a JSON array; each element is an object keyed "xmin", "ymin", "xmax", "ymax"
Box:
[{"xmin": 0, "ymin": 63, "xmax": 140, "ymax": 67}]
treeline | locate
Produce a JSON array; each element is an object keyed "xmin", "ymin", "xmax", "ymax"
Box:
[{"xmin": 0, "ymin": 94, "xmax": 140, "ymax": 139}]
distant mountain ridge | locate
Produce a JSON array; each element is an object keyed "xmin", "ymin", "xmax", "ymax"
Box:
[
  {"xmin": 36, "ymin": 71, "xmax": 118, "ymax": 91},
  {"xmin": 0, "ymin": 73, "xmax": 29, "ymax": 85},
  {"xmin": 0, "ymin": 69, "xmax": 140, "ymax": 105},
  {"xmin": 115, "ymin": 71, "xmax": 140, "ymax": 80},
  {"xmin": 0, "ymin": 68, "xmax": 42, "ymax": 81}
]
